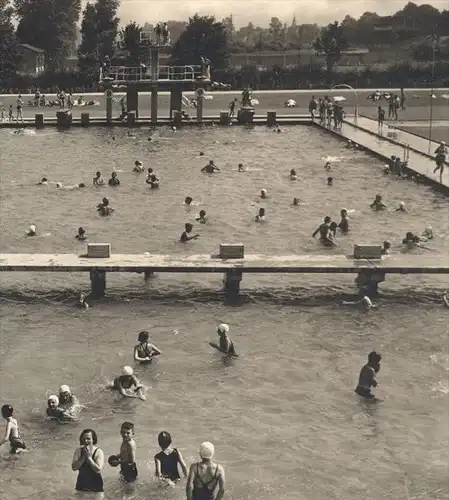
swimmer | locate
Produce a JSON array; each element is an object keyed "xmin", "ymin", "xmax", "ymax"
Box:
[
  {"xmin": 184, "ymin": 196, "xmax": 193, "ymax": 206},
  {"xmin": 108, "ymin": 172, "xmax": 120, "ymax": 186},
  {"xmin": 77, "ymin": 292, "xmax": 89, "ymax": 309},
  {"xmin": 97, "ymin": 197, "xmax": 114, "ymax": 216},
  {"xmin": 260, "ymin": 189, "xmax": 267, "ymax": 199},
  {"xmin": 238, "ymin": 163, "xmax": 245, "ymax": 172},
  {"xmin": 46, "ymin": 395, "xmax": 73, "ymax": 421},
  {"xmin": 370, "ymin": 194, "xmax": 387, "ymax": 211},
  {"xmin": 199, "ymin": 152, "xmax": 204, "ymax": 156},
  {"xmin": 345, "ymin": 140, "xmax": 353, "ymax": 149},
  {"xmin": 58, "ymin": 385, "xmax": 80, "ymax": 413},
  {"xmin": 421, "ymin": 226, "xmax": 434, "ymax": 241},
  {"xmin": 93, "ymin": 171, "xmax": 105, "ymax": 186},
  {"xmin": 255, "ymin": 208, "xmax": 265, "ymax": 222},
  {"xmin": 112, "ymin": 422, "xmax": 138, "ymax": 483},
  {"xmin": 329, "ymin": 221, "xmax": 338, "ymax": 236},
  {"xmin": 443, "ymin": 291, "xmax": 449, "ymax": 308},
  {"xmin": 383, "ymin": 165, "xmax": 390, "ymax": 175},
  {"xmin": 338, "ymin": 209, "xmax": 349, "ymax": 233},
  {"xmin": 133, "ymin": 160, "xmax": 144, "ymax": 172},
  {"xmin": 186, "ymin": 442, "xmax": 225, "ymax": 500},
  {"xmin": 75, "ymin": 227, "xmax": 87, "ymax": 241},
  {"xmin": 290, "ymin": 169, "xmax": 297, "ymax": 180},
  {"xmin": 201, "ymin": 160, "xmax": 220, "ymax": 173},
  {"xmin": 381, "ymin": 241, "xmax": 391, "ymax": 255},
  {"xmin": 56, "ymin": 182, "xmax": 63, "ymax": 188},
  {"xmin": 133, "ymin": 330, "xmax": 161, "ymax": 364},
  {"xmin": 154, "ymin": 431, "xmax": 188, "ymax": 482},
  {"xmin": 293, "ymin": 197, "xmax": 300, "ymax": 206},
  {"xmin": 324, "ymin": 162, "xmax": 331, "ymax": 170},
  {"xmin": 342, "ymin": 295, "xmax": 375, "ymax": 309},
  {"xmin": 195, "ymin": 210, "xmax": 208, "ymax": 224},
  {"xmin": 26, "ymin": 224, "xmax": 37, "ymax": 236},
  {"xmin": 327, "ymin": 176, "xmax": 333, "ymax": 186},
  {"xmin": 355, "ymin": 351, "xmax": 382, "ymax": 399},
  {"xmin": 180, "ymin": 223, "xmax": 199, "ymax": 242},
  {"xmin": 402, "ymin": 231, "xmax": 421, "ymax": 249},
  {"xmin": 216, "ymin": 324, "xmax": 236, "ymax": 355},
  {"xmin": 312, "ymin": 216, "xmax": 336, "ymax": 246},
  {"xmin": 146, "ymin": 174, "xmax": 160, "ymax": 189},
  {"xmin": 1, "ymin": 404, "xmax": 27, "ymax": 454},
  {"xmin": 111, "ymin": 366, "xmax": 146, "ymax": 400},
  {"xmin": 396, "ymin": 201, "xmax": 407, "ymax": 212},
  {"xmin": 37, "ymin": 177, "xmax": 48, "ymax": 185}
]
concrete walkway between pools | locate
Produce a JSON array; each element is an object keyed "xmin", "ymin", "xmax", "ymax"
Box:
[{"xmin": 313, "ymin": 116, "xmax": 449, "ymax": 191}]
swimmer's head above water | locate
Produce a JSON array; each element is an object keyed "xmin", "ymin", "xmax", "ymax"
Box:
[
  {"xmin": 138, "ymin": 330, "xmax": 149, "ymax": 343},
  {"xmin": 199, "ymin": 441, "xmax": 214, "ymax": 460},
  {"xmin": 26, "ymin": 224, "xmax": 37, "ymax": 236},
  {"xmin": 260, "ymin": 189, "xmax": 267, "ymax": 198},
  {"xmin": 217, "ymin": 323, "xmax": 230, "ymax": 336},
  {"xmin": 47, "ymin": 395, "xmax": 59, "ymax": 408},
  {"xmin": 122, "ymin": 366, "xmax": 134, "ymax": 376},
  {"xmin": 185, "ymin": 196, "xmax": 193, "ymax": 205}
]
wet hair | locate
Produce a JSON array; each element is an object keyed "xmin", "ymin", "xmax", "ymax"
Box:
[
  {"xmin": 138, "ymin": 330, "xmax": 149, "ymax": 342},
  {"xmin": 41, "ymin": 177, "xmax": 48, "ymax": 182},
  {"xmin": 96, "ymin": 171, "xmax": 101, "ymax": 176},
  {"xmin": 324, "ymin": 216, "xmax": 331, "ymax": 223},
  {"xmin": 329, "ymin": 222, "xmax": 338, "ymax": 230},
  {"xmin": 185, "ymin": 197, "xmax": 193, "ymax": 204},
  {"xmin": 238, "ymin": 163, "xmax": 243, "ymax": 168},
  {"xmin": 78, "ymin": 227, "xmax": 85, "ymax": 235},
  {"xmin": 79, "ymin": 429, "xmax": 98, "ymax": 445},
  {"xmin": 102, "ymin": 198, "xmax": 109, "ymax": 205},
  {"xmin": 185, "ymin": 223, "xmax": 193, "ymax": 230},
  {"xmin": 1, "ymin": 404, "xmax": 13, "ymax": 418},
  {"xmin": 327, "ymin": 176, "xmax": 333, "ymax": 184},
  {"xmin": 79, "ymin": 183, "xmax": 86, "ymax": 188},
  {"xmin": 121, "ymin": 421, "xmax": 134, "ymax": 432},
  {"xmin": 158, "ymin": 431, "xmax": 172, "ymax": 449},
  {"xmin": 199, "ymin": 210, "xmax": 206, "ymax": 217},
  {"xmin": 368, "ymin": 351, "xmax": 382, "ymax": 364}
]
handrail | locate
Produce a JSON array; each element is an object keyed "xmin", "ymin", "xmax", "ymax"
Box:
[{"xmin": 101, "ymin": 65, "xmax": 205, "ymax": 83}]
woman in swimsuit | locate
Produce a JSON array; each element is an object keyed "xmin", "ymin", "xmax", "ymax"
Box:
[
  {"xmin": 72, "ymin": 429, "xmax": 104, "ymax": 494},
  {"xmin": 154, "ymin": 431, "xmax": 188, "ymax": 482},
  {"xmin": 133, "ymin": 330, "xmax": 161, "ymax": 364},
  {"xmin": 186, "ymin": 442, "xmax": 225, "ymax": 500}
]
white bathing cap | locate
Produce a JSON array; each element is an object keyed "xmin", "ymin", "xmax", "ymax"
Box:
[
  {"xmin": 48, "ymin": 395, "xmax": 59, "ymax": 405},
  {"xmin": 261, "ymin": 189, "xmax": 267, "ymax": 195},
  {"xmin": 122, "ymin": 366, "xmax": 133, "ymax": 376},
  {"xmin": 59, "ymin": 385, "xmax": 70, "ymax": 394},
  {"xmin": 217, "ymin": 323, "xmax": 229, "ymax": 334},
  {"xmin": 199, "ymin": 441, "xmax": 214, "ymax": 459},
  {"xmin": 29, "ymin": 225, "xmax": 36, "ymax": 232},
  {"xmin": 399, "ymin": 201, "xmax": 405, "ymax": 207},
  {"xmin": 56, "ymin": 182, "xmax": 62, "ymax": 188},
  {"xmin": 136, "ymin": 160, "xmax": 142, "ymax": 165},
  {"xmin": 441, "ymin": 141, "xmax": 446, "ymax": 145}
]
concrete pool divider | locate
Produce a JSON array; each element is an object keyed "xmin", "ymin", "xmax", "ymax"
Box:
[
  {"xmin": 312, "ymin": 120, "xmax": 449, "ymax": 193},
  {"xmin": 1, "ymin": 244, "xmax": 449, "ymax": 298},
  {"xmin": 0, "ymin": 111, "xmax": 312, "ymax": 129}
]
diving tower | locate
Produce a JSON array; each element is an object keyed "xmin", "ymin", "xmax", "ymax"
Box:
[{"xmin": 99, "ymin": 30, "xmax": 211, "ymax": 124}]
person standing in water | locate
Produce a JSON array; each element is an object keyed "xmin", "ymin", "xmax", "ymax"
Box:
[
  {"xmin": 201, "ymin": 161, "xmax": 220, "ymax": 173},
  {"xmin": 114, "ymin": 422, "xmax": 138, "ymax": 483},
  {"xmin": 72, "ymin": 429, "xmax": 104, "ymax": 494},
  {"xmin": 355, "ymin": 351, "xmax": 382, "ymax": 399},
  {"xmin": 216, "ymin": 323, "xmax": 236, "ymax": 355},
  {"xmin": 154, "ymin": 431, "xmax": 188, "ymax": 483},
  {"xmin": 133, "ymin": 330, "xmax": 161, "ymax": 364},
  {"xmin": 186, "ymin": 442, "xmax": 225, "ymax": 500},
  {"xmin": 0, "ymin": 404, "xmax": 26, "ymax": 454},
  {"xmin": 180, "ymin": 223, "xmax": 199, "ymax": 242}
]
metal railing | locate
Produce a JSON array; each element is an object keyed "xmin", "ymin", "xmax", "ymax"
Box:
[{"xmin": 101, "ymin": 65, "xmax": 206, "ymax": 83}]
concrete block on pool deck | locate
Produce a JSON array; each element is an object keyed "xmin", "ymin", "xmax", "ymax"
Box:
[
  {"xmin": 81, "ymin": 113, "xmax": 90, "ymax": 127},
  {"xmin": 35, "ymin": 113, "xmax": 44, "ymax": 128},
  {"xmin": 87, "ymin": 243, "xmax": 111, "ymax": 258},
  {"xmin": 353, "ymin": 244, "xmax": 382, "ymax": 259},
  {"xmin": 219, "ymin": 244, "xmax": 244, "ymax": 259},
  {"xmin": 127, "ymin": 111, "xmax": 136, "ymax": 127},
  {"xmin": 267, "ymin": 111, "xmax": 277, "ymax": 126},
  {"xmin": 56, "ymin": 110, "xmax": 72, "ymax": 128},
  {"xmin": 219, "ymin": 111, "xmax": 229, "ymax": 125},
  {"xmin": 237, "ymin": 108, "xmax": 255, "ymax": 124}
]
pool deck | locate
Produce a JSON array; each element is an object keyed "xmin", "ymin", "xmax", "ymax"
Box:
[
  {"xmin": 0, "ymin": 253, "xmax": 448, "ymax": 274},
  {"xmin": 314, "ymin": 117, "xmax": 449, "ymax": 191}
]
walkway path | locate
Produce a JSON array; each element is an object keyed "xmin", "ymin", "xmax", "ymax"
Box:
[{"xmin": 315, "ymin": 117, "xmax": 449, "ymax": 190}]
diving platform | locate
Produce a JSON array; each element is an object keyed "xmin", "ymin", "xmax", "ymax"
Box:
[
  {"xmin": 1, "ymin": 252, "xmax": 448, "ymax": 297},
  {"xmin": 102, "ymin": 65, "xmax": 208, "ymax": 85}
]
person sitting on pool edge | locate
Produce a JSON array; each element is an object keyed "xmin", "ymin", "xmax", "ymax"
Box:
[
  {"xmin": 111, "ymin": 366, "xmax": 146, "ymax": 400},
  {"xmin": 133, "ymin": 331, "xmax": 161, "ymax": 364},
  {"xmin": 355, "ymin": 351, "xmax": 382, "ymax": 399},
  {"xmin": 180, "ymin": 223, "xmax": 199, "ymax": 243},
  {"xmin": 217, "ymin": 324, "xmax": 236, "ymax": 355},
  {"xmin": 201, "ymin": 161, "xmax": 220, "ymax": 173}
]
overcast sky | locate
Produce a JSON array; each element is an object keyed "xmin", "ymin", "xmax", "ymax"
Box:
[{"xmin": 112, "ymin": 0, "xmax": 447, "ymax": 27}]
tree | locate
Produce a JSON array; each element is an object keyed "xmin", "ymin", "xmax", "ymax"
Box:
[
  {"xmin": 170, "ymin": 14, "xmax": 229, "ymax": 71},
  {"xmin": 268, "ymin": 17, "xmax": 284, "ymax": 48},
  {"xmin": 15, "ymin": 0, "xmax": 81, "ymax": 71},
  {"xmin": 119, "ymin": 21, "xmax": 143, "ymax": 65},
  {"xmin": 95, "ymin": 0, "xmax": 119, "ymax": 59},
  {"xmin": 0, "ymin": 0, "xmax": 18, "ymax": 83},
  {"xmin": 313, "ymin": 21, "xmax": 348, "ymax": 83}
]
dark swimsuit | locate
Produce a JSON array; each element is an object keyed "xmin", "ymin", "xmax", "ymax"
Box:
[
  {"xmin": 120, "ymin": 462, "xmax": 138, "ymax": 483},
  {"xmin": 75, "ymin": 448, "xmax": 104, "ymax": 492},
  {"xmin": 9, "ymin": 434, "xmax": 26, "ymax": 452},
  {"xmin": 135, "ymin": 343, "xmax": 153, "ymax": 363},
  {"xmin": 192, "ymin": 464, "xmax": 219, "ymax": 500},
  {"xmin": 155, "ymin": 448, "xmax": 181, "ymax": 481}
]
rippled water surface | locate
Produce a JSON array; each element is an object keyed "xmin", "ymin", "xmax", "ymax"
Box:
[{"xmin": 0, "ymin": 126, "xmax": 448, "ymax": 500}]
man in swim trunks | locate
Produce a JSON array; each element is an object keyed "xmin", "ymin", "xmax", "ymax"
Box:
[
  {"xmin": 355, "ymin": 351, "xmax": 381, "ymax": 399},
  {"xmin": 1, "ymin": 404, "xmax": 26, "ymax": 453},
  {"xmin": 116, "ymin": 422, "xmax": 138, "ymax": 483},
  {"xmin": 186, "ymin": 441, "xmax": 225, "ymax": 500},
  {"xmin": 112, "ymin": 366, "xmax": 146, "ymax": 400},
  {"xmin": 201, "ymin": 161, "xmax": 220, "ymax": 173}
]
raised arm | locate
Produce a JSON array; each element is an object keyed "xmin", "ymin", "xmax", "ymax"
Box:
[{"xmin": 72, "ymin": 447, "xmax": 85, "ymax": 471}]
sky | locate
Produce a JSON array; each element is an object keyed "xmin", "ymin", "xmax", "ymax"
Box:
[{"xmin": 108, "ymin": 0, "xmax": 448, "ymax": 27}]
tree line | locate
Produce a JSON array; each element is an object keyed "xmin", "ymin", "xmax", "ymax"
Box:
[{"xmin": 0, "ymin": 0, "xmax": 448, "ymax": 90}]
